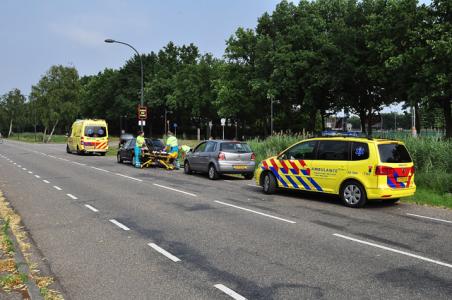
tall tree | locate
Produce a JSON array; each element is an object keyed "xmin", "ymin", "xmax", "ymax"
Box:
[{"xmin": 0, "ymin": 89, "xmax": 26, "ymax": 137}]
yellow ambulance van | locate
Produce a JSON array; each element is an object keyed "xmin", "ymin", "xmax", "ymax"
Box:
[{"xmin": 66, "ymin": 119, "xmax": 109, "ymax": 155}]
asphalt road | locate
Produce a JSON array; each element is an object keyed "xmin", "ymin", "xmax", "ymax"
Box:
[{"xmin": 0, "ymin": 140, "xmax": 451, "ymax": 300}]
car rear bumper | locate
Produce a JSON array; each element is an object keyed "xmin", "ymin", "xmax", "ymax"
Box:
[
  {"xmin": 367, "ymin": 186, "xmax": 416, "ymax": 199},
  {"xmin": 218, "ymin": 161, "xmax": 255, "ymax": 174}
]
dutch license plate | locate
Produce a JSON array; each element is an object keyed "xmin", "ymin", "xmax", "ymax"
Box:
[
  {"xmin": 397, "ymin": 176, "xmax": 408, "ymax": 183},
  {"xmin": 233, "ymin": 165, "xmax": 247, "ymax": 170}
]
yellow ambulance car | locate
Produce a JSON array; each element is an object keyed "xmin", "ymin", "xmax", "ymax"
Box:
[
  {"xmin": 66, "ymin": 119, "xmax": 109, "ymax": 155},
  {"xmin": 255, "ymin": 136, "xmax": 416, "ymax": 208}
]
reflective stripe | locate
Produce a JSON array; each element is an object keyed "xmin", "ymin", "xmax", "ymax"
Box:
[
  {"xmin": 307, "ymin": 177, "xmax": 323, "ymax": 191},
  {"xmin": 285, "ymin": 176, "xmax": 299, "ymax": 189},
  {"xmin": 270, "ymin": 167, "xmax": 288, "ymax": 187},
  {"xmin": 295, "ymin": 176, "xmax": 311, "ymax": 190}
]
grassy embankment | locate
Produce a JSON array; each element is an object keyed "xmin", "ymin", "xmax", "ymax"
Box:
[{"xmin": 248, "ymin": 134, "xmax": 452, "ymax": 209}]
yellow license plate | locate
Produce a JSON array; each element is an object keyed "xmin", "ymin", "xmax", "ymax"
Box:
[
  {"xmin": 397, "ymin": 176, "xmax": 408, "ymax": 183},
  {"xmin": 233, "ymin": 165, "xmax": 247, "ymax": 170}
]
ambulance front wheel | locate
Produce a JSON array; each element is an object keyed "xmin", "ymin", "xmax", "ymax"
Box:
[
  {"xmin": 340, "ymin": 180, "xmax": 367, "ymax": 208},
  {"xmin": 263, "ymin": 172, "xmax": 276, "ymax": 194}
]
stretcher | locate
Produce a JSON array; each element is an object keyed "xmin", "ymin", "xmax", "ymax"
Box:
[{"xmin": 140, "ymin": 150, "xmax": 177, "ymax": 170}]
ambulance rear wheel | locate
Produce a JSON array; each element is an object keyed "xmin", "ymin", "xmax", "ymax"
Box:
[
  {"xmin": 263, "ymin": 172, "xmax": 276, "ymax": 194},
  {"xmin": 340, "ymin": 180, "xmax": 367, "ymax": 208}
]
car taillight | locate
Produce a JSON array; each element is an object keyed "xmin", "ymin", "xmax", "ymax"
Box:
[
  {"xmin": 218, "ymin": 152, "xmax": 226, "ymax": 160},
  {"xmin": 375, "ymin": 166, "xmax": 393, "ymax": 175},
  {"xmin": 251, "ymin": 152, "xmax": 255, "ymax": 161},
  {"xmin": 411, "ymin": 166, "xmax": 415, "ymax": 174}
]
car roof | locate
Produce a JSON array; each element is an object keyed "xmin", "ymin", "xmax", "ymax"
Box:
[{"xmin": 306, "ymin": 137, "xmax": 403, "ymax": 144}]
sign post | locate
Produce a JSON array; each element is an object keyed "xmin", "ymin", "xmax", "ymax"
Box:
[{"xmin": 221, "ymin": 118, "xmax": 226, "ymax": 140}]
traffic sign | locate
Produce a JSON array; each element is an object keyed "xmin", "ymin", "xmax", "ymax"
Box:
[
  {"xmin": 137, "ymin": 105, "xmax": 147, "ymax": 120},
  {"xmin": 138, "ymin": 120, "xmax": 146, "ymax": 126},
  {"xmin": 220, "ymin": 118, "xmax": 226, "ymax": 126}
]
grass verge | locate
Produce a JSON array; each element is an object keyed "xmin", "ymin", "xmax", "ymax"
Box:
[{"xmin": 403, "ymin": 187, "xmax": 452, "ymax": 209}]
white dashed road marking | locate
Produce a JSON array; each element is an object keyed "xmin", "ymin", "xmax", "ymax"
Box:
[
  {"xmin": 53, "ymin": 186, "xmax": 62, "ymax": 191},
  {"xmin": 148, "ymin": 243, "xmax": 181, "ymax": 262},
  {"xmin": 66, "ymin": 194, "xmax": 78, "ymax": 200},
  {"xmin": 84, "ymin": 204, "xmax": 99, "ymax": 212},
  {"xmin": 91, "ymin": 166, "xmax": 110, "ymax": 173},
  {"xmin": 214, "ymin": 200, "xmax": 296, "ymax": 224},
  {"xmin": 28, "ymin": 171, "xmax": 33, "ymax": 174},
  {"xmin": 214, "ymin": 284, "xmax": 247, "ymax": 300},
  {"xmin": 406, "ymin": 213, "xmax": 452, "ymax": 224},
  {"xmin": 114, "ymin": 173, "xmax": 143, "ymax": 182},
  {"xmin": 22, "ymin": 168, "xmax": 27, "ymax": 170},
  {"xmin": 43, "ymin": 180, "xmax": 50, "ymax": 184},
  {"xmin": 34, "ymin": 175, "xmax": 41, "ymax": 178},
  {"xmin": 333, "ymin": 233, "xmax": 452, "ymax": 269},
  {"xmin": 153, "ymin": 184, "xmax": 197, "ymax": 197},
  {"xmin": 73, "ymin": 162, "xmax": 86, "ymax": 166},
  {"xmin": 109, "ymin": 219, "xmax": 130, "ymax": 231}
]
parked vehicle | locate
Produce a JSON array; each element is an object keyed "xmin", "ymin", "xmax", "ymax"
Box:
[
  {"xmin": 184, "ymin": 140, "xmax": 255, "ymax": 180},
  {"xmin": 119, "ymin": 133, "xmax": 134, "ymax": 148},
  {"xmin": 117, "ymin": 138, "xmax": 165, "ymax": 164},
  {"xmin": 67, "ymin": 119, "xmax": 108, "ymax": 155},
  {"xmin": 255, "ymin": 136, "xmax": 416, "ymax": 208}
]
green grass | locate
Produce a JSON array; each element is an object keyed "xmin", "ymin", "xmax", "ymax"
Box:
[
  {"xmin": 7, "ymin": 133, "xmax": 67, "ymax": 144},
  {"xmin": 1, "ymin": 218, "xmax": 14, "ymax": 254},
  {"xmin": 403, "ymin": 187, "xmax": 452, "ymax": 209}
]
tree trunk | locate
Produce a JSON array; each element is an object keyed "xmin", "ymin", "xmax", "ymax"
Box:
[
  {"xmin": 442, "ymin": 97, "xmax": 452, "ymax": 139},
  {"xmin": 42, "ymin": 127, "xmax": 47, "ymax": 143},
  {"xmin": 415, "ymin": 101, "xmax": 421, "ymax": 135},
  {"xmin": 359, "ymin": 111, "xmax": 366, "ymax": 134},
  {"xmin": 8, "ymin": 119, "xmax": 13, "ymax": 138},
  {"xmin": 47, "ymin": 120, "xmax": 59, "ymax": 143},
  {"xmin": 321, "ymin": 111, "xmax": 325, "ymax": 131},
  {"xmin": 367, "ymin": 110, "xmax": 373, "ymax": 136}
]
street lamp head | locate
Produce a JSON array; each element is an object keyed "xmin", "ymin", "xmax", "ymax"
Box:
[{"xmin": 104, "ymin": 39, "xmax": 115, "ymax": 43}]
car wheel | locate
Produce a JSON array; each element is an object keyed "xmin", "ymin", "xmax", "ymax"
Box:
[
  {"xmin": 340, "ymin": 181, "xmax": 367, "ymax": 208},
  {"xmin": 184, "ymin": 161, "xmax": 192, "ymax": 174},
  {"xmin": 117, "ymin": 153, "xmax": 123, "ymax": 163},
  {"xmin": 263, "ymin": 172, "xmax": 276, "ymax": 194},
  {"xmin": 243, "ymin": 173, "xmax": 254, "ymax": 180},
  {"xmin": 208, "ymin": 164, "xmax": 219, "ymax": 180},
  {"xmin": 66, "ymin": 144, "xmax": 71, "ymax": 153}
]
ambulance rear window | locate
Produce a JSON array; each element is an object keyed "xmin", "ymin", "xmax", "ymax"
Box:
[
  {"xmin": 378, "ymin": 144, "xmax": 411, "ymax": 163},
  {"xmin": 85, "ymin": 126, "xmax": 106, "ymax": 138}
]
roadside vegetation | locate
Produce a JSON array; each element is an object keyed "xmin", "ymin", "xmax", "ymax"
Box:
[{"xmin": 248, "ymin": 135, "xmax": 452, "ymax": 209}]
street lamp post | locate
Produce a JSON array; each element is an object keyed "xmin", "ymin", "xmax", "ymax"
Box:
[
  {"xmin": 105, "ymin": 39, "xmax": 144, "ymax": 131},
  {"xmin": 267, "ymin": 93, "xmax": 275, "ymax": 136}
]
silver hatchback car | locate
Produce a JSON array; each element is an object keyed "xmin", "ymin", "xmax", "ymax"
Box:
[{"xmin": 184, "ymin": 140, "xmax": 256, "ymax": 179}]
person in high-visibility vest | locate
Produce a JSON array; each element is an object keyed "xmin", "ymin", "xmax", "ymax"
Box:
[
  {"xmin": 166, "ymin": 131, "xmax": 179, "ymax": 169},
  {"xmin": 134, "ymin": 131, "xmax": 145, "ymax": 168}
]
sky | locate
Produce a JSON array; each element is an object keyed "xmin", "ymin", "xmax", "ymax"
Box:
[{"xmin": 0, "ymin": 0, "xmax": 431, "ymax": 98}]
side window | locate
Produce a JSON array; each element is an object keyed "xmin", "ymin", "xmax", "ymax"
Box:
[
  {"xmin": 317, "ymin": 141, "xmax": 350, "ymax": 161},
  {"xmin": 281, "ymin": 141, "xmax": 317, "ymax": 160},
  {"xmin": 205, "ymin": 142, "xmax": 216, "ymax": 153},
  {"xmin": 194, "ymin": 142, "xmax": 207, "ymax": 153},
  {"xmin": 351, "ymin": 142, "xmax": 369, "ymax": 161}
]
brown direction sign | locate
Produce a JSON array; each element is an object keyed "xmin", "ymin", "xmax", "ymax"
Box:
[{"xmin": 137, "ymin": 105, "xmax": 147, "ymax": 120}]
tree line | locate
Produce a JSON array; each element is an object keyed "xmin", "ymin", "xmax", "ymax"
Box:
[{"xmin": 1, "ymin": 0, "xmax": 450, "ymax": 140}]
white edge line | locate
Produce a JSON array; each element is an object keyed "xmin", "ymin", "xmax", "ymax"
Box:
[
  {"xmin": 148, "ymin": 243, "xmax": 181, "ymax": 262},
  {"xmin": 73, "ymin": 162, "xmax": 86, "ymax": 166},
  {"xmin": 247, "ymin": 184, "xmax": 257, "ymax": 187},
  {"xmin": 84, "ymin": 204, "xmax": 99, "ymax": 212},
  {"xmin": 66, "ymin": 193, "xmax": 78, "ymax": 200},
  {"xmin": 28, "ymin": 171, "xmax": 33, "ymax": 174},
  {"xmin": 53, "ymin": 185, "xmax": 62, "ymax": 191},
  {"xmin": 214, "ymin": 200, "xmax": 296, "ymax": 224},
  {"xmin": 34, "ymin": 175, "xmax": 41, "ymax": 178},
  {"xmin": 43, "ymin": 180, "xmax": 50, "ymax": 184},
  {"xmin": 406, "ymin": 213, "xmax": 452, "ymax": 224},
  {"xmin": 153, "ymin": 183, "xmax": 197, "ymax": 197},
  {"xmin": 333, "ymin": 233, "xmax": 452, "ymax": 269},
  {"xmin": 115, "ymin": 173, "xmax": 143, "ymax": 182},
  {"xmin": 214, "ymin": 284, "xmax": 247, "ymax": 300},
  {"xmin": 109, "ymin": 219, "xmax": 130, "ymax": 231}
]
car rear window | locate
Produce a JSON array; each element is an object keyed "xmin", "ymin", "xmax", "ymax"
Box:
[
  {"xmin": 220, "ymin": 142, "xmax": 251, "ymax": 153},
  {"xmin": 378, "ymin": 143, "xmax": 412, "ymax": 163},
  {"xmin": 85, "ymin": 126, "xmax": 106, "ymax": 137}
]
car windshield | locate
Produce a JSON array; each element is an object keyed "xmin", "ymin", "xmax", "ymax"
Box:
[
  {"xmin": 85, "ymin": 126, "xmax": 106, "ymax": 137},
  {"xmin": 220, "ymin": 142, "xmax": 251, "ymax": 153},
  {"xmin": 378, "ymin": 143, "xmax": 412, "ymax": 163}
]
